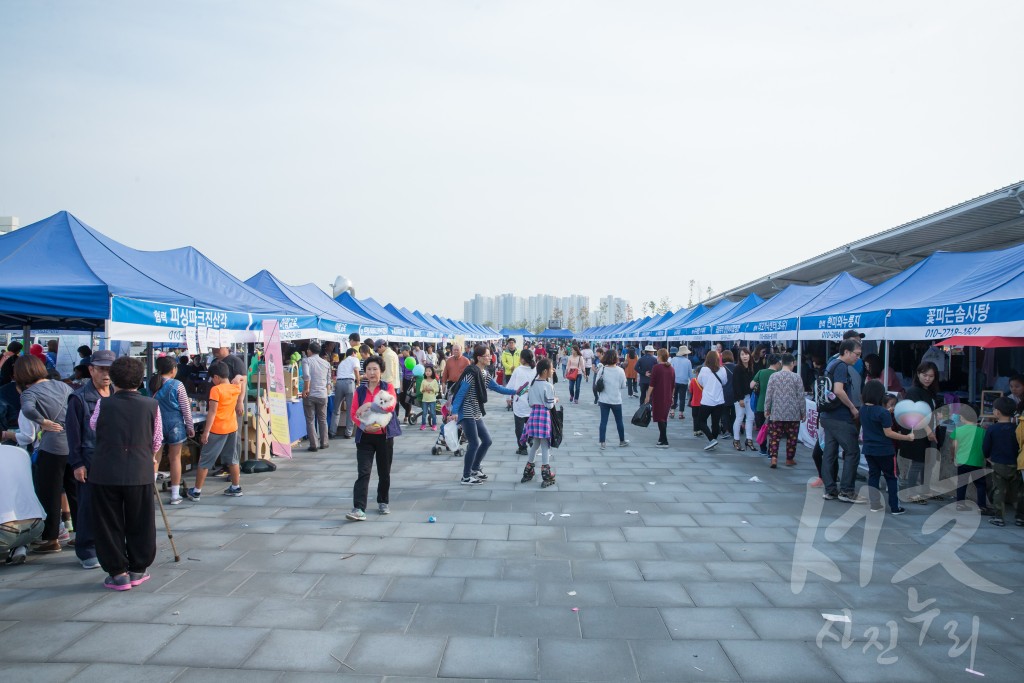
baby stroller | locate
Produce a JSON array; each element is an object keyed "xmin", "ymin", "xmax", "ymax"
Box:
[{"xmin": 431, "ymin": 402, "xmax": 467, "ymax": 456}]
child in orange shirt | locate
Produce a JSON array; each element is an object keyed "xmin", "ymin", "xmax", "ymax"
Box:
[
  {"xmin": 187, "ymin": 361, "xmax": 244, "ymax": 501},
  {"xmin": 688, "ymin": 377, "xmax": 703, "ymax": 438}
]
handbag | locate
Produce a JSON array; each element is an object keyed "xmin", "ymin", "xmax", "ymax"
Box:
[
  {"xmin": 565, "ymin": 359, "xmax": 580, "ymax": 381},
  {"xmin": 755, "ymin": 422, "xmax": 768, "ymax": 446},
  {"xmin": 549, "ymin": 405, "xmax": 564, "ymax": 448},
  {"xmin": 594, "ymin": 367, "xmax": 605, "ymax": 393},
  {"xmin": 631, "ymin": 403, "xmax": 652, "ymax": 428}
]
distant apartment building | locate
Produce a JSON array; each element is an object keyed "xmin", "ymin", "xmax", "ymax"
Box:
[{"xmin": 464, "ymin": 292, "xmax": 630, "ymax": 329}]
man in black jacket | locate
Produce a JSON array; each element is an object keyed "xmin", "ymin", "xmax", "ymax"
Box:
[{"xmin": 67, "ymin": 350, "xmax": 115, "ymax": 570}]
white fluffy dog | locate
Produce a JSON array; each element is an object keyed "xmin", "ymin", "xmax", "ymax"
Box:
[{"xmin": 355, "ymin": 390, "xmax": 396, "ymax": 430}]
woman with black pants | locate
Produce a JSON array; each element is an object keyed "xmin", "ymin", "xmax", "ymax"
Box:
[
  {"xmin": 16, "ymin": 355, "xmax": 75, "ymax": 553},
  {"xmin": 346, "ymin": 356, "xmax": 401, "ymax": 521},
  {"xmin": 695, "ymin": 350, "xmax": 728, "ymax": 451}
]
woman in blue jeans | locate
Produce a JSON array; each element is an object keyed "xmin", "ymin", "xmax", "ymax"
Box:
[
  {"xmin": 448, "ymin": 344, "xmax": 517, "ymax": 485},
  {"xmin": 565, "ymin": 346, "xmax": 585, "ymax": 404},
  {"xmin": 596, "ymin": 349, "xmax": 629, "ymax": 449}
]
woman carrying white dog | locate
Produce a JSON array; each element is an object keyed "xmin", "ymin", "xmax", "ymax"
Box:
[{"xmin": 346, "ymin": 355, "xmax": 401, "ymax": 521}]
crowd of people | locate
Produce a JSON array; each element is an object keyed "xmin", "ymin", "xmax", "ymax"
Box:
[{"xmin": 3, "ymin": 328, "xmax": 1023, "ymax": 592}]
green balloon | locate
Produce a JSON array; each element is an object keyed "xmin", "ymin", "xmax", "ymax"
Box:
[{"xmin": 405, "ymin": 356, "xmax": 416, "ymax": 369}]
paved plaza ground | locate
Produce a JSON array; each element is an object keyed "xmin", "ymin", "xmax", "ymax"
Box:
[{"xmin": 2, "ymin": 376, "xmax": 1023, "ymax": 682}]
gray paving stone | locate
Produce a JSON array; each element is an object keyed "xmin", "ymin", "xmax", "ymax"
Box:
[
  {"xmin": 495, "ymin": 605, "xmax": 582, "ymax": 638},
  {"xmin": 407, "ymin": 603, "xmax": 497, "ymax": 636},
  {"xmin": 473, "ymin": 539, "xmax": 537, "ymax": 558},
  {"xmin": 53, "ymin": 622, "xmax": 183, "ymax": 664},
  {"xmin": 363, "ymin": 555, "xmax": 438, "ymax": 577},
  {"xmin": 660, "ymin": 607, "xmax": 758, "ymax": 640},
  {"xmin": 68, "ymin": 664, "xmax": 184, "ymax": 683},
  {"xmin": 322, "ymin": 601, "xmax": 417, "ymax": 633},
  {"xmin": 508, "ymin": 524, "xmax": 566, "ymax": 541},
  {"xmin": 151, "ymin": 595, "xmax": 261, "ymax": 626},
  {"xmin": 537, "ymin": 540, "xmax": 601, "ymax": 559},
  {"xmin": 4, "ymin": 663, "xmax": 81, "ymax": 683},
  {"xmin": 0, "ymin": 620, "xmax": 98, "ymax": 661},
  {"xmin": 539, "ymin": 638, "xmax": 639, "ymax": 681},
  {"xmin": 631, "ymin": 640, "xmax": 741, "ymax": 682},
  {"xmin": 238, "ymin": 630, "xmax": 352, "ymax": 672},
  {"xmin": 610, "ymin": 581, "xmax": 693, "ymax": 607},
  {"xmin": 461, "ymin": 578, "xmax": 538, "ymax": 605},
  {"xmin": 232, "ymin": 571, "xmax": 324, "ymax": 597},
  {"xmin": 683, "ymin": 581, "xmax": 772, "ymax": 607},
  {"xmin": 719, "ymin": 640, "xmax": 842, "ymax": 681},
  {"xmin": 433, "ymin": 557, "xmax": 504, "ymax": 578},
  {"xmin": 383, "ymin": 577, "xmax": 466, "ymax": 603},
  {"xmin": 637, "ymin": 560, "xmax": 713, "ymax": 581},
  {"xmin": 537, "ymin": 581, "xmax": 614, "ymax": 607},
  {"xmin": 176, "ymin": 668, "xmax": 284, "ymax": 683},
  {"xmin": 343, "ymin": 633, "xmax": 446, "ymax": 677},
  {"xmin": 147, "ymin": 625, "xmax": 270, "ymax": 667},
  {"xmin": 0, "ymin": 588, "xmax": 104, "ymax": 621},
  {"xmin": 498, "ymin": 561, "xmax": 568, "ymax": 583},
  {"xmin": 580, "ymin": 606, "xmax": 670, "ymax": 639},
  {"xmin": 450, "ymin": 523, "xmax": 509, "ymax": 540},
  {"xmin": 438, "ymin": 635, "xmax": 537, "ymax": 679},
  {"xmin": 348, "ymin": 536, "xmax": 419, "ymax": 554},
  {"xmin": 71, "ymin": 593, "xmax": 183, "ymax": 623},
  {"xmin": 306, "ymin": 574, "xmax": 391, "ymax": 601},
  {"xmin": 238, "ymin": 597, "xmax": 339, "ymax": 630},
  {"xmin": 408, "ymin": 539, "xmax": 478, "ymax": 557},
  {"xmin": 571, "ymin": 559, "xmax": 642, "ymax": 580}
]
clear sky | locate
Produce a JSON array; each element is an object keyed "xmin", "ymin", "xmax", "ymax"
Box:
[{"xmin": 2, "ymin": 1, "xmax": 1021, "ymax": 320}]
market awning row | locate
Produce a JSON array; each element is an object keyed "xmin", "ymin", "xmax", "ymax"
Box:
[
  {"xmin": 581, "ymin": 244, "xmax": 1024, "ymax": 343},
  {"xmin": 0, "ymin": 212, "xmax": 500, "ymax": 343}
]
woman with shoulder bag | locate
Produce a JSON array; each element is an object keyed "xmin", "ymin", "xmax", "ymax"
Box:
[
  {"xmin": 695, "ymin": 350, "xmax": 728, "ymax": 451},
  {"xmin": 565, "ymin": 346, "xmax": 585, "ymax": 405},
  {"xmin": 731, "ymin": 347, "xmax": 757, "ymax": 451},
  {"xmin": 597, "ymin": 349, "xmax": 629, "ymax": 449}
]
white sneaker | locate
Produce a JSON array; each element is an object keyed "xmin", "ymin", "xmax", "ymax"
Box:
[
  {"xmin": 169, "ymin": 495, "xmax": 183, "ymax": 506},
  {"xmin": 80, "ymin": 557, "xmax": 101, "ymax": 570},
  {"xmin": 703, "ymin": 439, "xmax": 719, "ymax": 451},
  {"xmin": 460, "ymin": 476, "xmax": 482, "ymax": 485},
  {"xmin": 619, "ymin": 440, "xmax": 630, "ymax": 447}
]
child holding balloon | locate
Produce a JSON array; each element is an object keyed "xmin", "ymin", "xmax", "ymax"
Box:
[
  {"xmin": 861, "ymin": 380, "xmax": 915, "ymax": 515},
  {"xmin": 419, "ymin": 366, "xmax": 439, "ymax": 431}
]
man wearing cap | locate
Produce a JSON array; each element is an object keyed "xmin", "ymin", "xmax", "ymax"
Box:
[
  {"xmin": 376, "ymin": 341, "xmax": 401, "ymax": 391},
  {"xmin": 210, "ymin": 346, "xmax": 246, "ymax": 473},
  {"xmin": 636, "ymin": 346, "xmax": 659, "ymax": 405},
  {"xmin": 670, "ymin": 346, "xmax": 693, "ymax": 419},
  {"xmin": 66, "ymin": 349, "xmax": 115, "ymax": 570},
  {"xmin": 501, "ymin": 339, "xmax": 518, "ymax": 385},
  {"xmin": 301, "ymin": 342, "xmax": 332, "ymax": 452}
]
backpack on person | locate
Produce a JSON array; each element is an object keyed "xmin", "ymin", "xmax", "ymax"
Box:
[
  {"xmin": 595, "ymin": 367, "xmax": 605, "ymax": 393},
  {"xmin": 721, "ymin": 366, "xmax": 734, "ymax": 404},
  {"xmin": 814, "ymin": 359, "xmax": 844, "ymax": 412}
]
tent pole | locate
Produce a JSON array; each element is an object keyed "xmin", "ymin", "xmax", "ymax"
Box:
[
  {"xmin": 145, "ymin": 342, "xmax": 154, "ymax": 383},
  {"xmin": 243, "ymin": 347, "xmax": 250, "ymax": 462},
  {"xmin": 884, "ymin": 337, "xmax": 891, "ymax": 392},
  {"xmin": 22, "ymin": 324, "xmax": 30, "ymax": 355},
  {"xmin": 968, "ymin": 347, "xmax": 976, "ymax": 405}
]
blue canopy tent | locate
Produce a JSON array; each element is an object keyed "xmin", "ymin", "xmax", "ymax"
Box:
[
  {"xmin": 801, "ymin": 247, "xmax": 1024, "ymax": 340},
  {"xmin": 645, "ymin": 307, "xmax": 692, "ymax": 339},
  {"xmin": 662, "ymin": 304, "xmax": 710, "ymax": 339},
  {"xmin": 245, "ymin": 271, "xmax": 382, "ymax": 340},
  {"xmin": 671, "ymin": 293, "xmax": 766, "ymax": 341},
  {"xmin": 529, "ymin": 328, "xmax": 575, "ymax": 339},
  {"xmin": 0, "ymin": 212, "xmax": 308, "ymax": 343},
  {"xmin": 723, "ymin": 272, "xmax": 871, "ymax": 342},
  {"xmin": 621, "ymin": 311, "xmax": 675, "ymax": 341},
  {"xmin": 500, "ymin": 327, "xmax": 531, "ymax": 337}
]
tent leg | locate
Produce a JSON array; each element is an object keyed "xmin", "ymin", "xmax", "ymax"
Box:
[
  {"xmin": 145, "ymin": 342, "xmax": 154, "ymax": 382},
  {"xmin": 22, "ymin": 324, "xmax": 30, "ymax": 355},
  {"xmin": 968, "ymin": 347, "xmax": 976, "ymax": 405}
]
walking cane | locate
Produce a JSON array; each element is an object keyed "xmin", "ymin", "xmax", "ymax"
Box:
[{"xmin": 153, "ymin": 487, "xmax": 181, "ymax": 562}]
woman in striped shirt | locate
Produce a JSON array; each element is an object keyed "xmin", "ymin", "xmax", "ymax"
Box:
[{"xmin": 448, "ymin": 344, "xmax": 517, "ymax": 485}]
